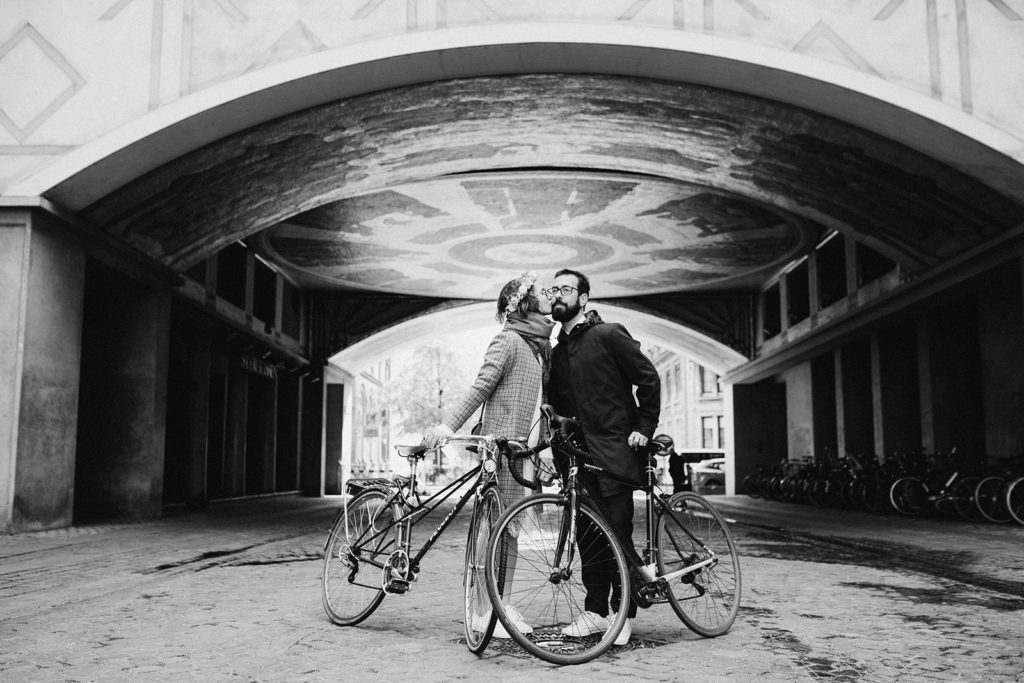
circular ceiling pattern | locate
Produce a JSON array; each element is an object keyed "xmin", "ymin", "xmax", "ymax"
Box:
[{"xmin": 253, "ymin": 170, "xmax": 810, "ymax": 299}]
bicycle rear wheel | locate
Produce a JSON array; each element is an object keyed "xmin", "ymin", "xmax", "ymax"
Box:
[
  {"xmin": 1007, "ymin": 477, "xmax": 1024, "ymax": 525},
  {"xmin": 658, "ymin": 492, "xmax": 741, "ymax": 637},
  {"xmin": 484, "ymin": 493, "xmax": 630, "ymax": 666},
  {"xmin": 889, "ymin": 477, "xmax": 928, "ymax": 515},
  {"xmin": 322, "ymin": 489, "xmax": 397, "ymax": 626},
  {"xmin": 464, "ymin": 486, "xmax": 503, "ymax": 654},
  {"xmin": 975, "ymin": 476, "xmax": 1010, "ymax": 524}
]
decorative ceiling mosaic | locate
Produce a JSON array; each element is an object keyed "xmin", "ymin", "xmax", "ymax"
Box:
[{"xmin": 252, "ymin": 171, "xmax": 810, "ymax": 298}]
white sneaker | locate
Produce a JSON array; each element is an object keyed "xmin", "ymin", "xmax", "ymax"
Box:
[
  {"xmin": 469, "ymin": 609, "xmax": 493, "ymax": 634},
  {"xmin": 503, "ymin": 604, "xmax": 534, "ymax": 635},
  {"xmin": 610, "ymin": 614, "xmax": 633, "ymax": 646},
  {"xmin": 561, "ymin": 611, "xmax": 610, "ymax": 637}
]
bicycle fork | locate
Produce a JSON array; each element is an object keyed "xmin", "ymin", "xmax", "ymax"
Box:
[{"xmin": 548, "ymin": 482, "xmax": 579, "ymax": 584}]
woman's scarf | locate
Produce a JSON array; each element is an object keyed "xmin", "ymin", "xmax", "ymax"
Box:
[{"xmin": 505, "ymin": 311, "xmax": 555, "ymax": 385}]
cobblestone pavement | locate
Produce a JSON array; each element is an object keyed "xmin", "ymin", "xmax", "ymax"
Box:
[{"xmin": 1, "ymin": 494, "xmax": 1023, "ymax": 682}]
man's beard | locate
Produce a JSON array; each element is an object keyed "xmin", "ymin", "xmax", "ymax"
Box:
[{"xmin": 551, "ymin": 300, "xmax": 581, "ymax": 322}]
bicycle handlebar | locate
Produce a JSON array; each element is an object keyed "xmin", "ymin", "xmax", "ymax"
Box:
[{"xmin": 495, "ymin": 438, "xmax": 541, "ymax": 490}]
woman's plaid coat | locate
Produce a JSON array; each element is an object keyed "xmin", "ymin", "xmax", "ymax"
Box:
[{"xmin": 444, "ymin": 329, "xmax": 545, "ymax": 506}]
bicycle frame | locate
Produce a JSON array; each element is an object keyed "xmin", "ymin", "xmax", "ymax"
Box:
[
  {"xmin": 335, "ymin": 435, "xmax": 499, "ymax": 591},
  {"xmin": 547, "ymin": 436, "xmax": 718, "ymax": 592}
]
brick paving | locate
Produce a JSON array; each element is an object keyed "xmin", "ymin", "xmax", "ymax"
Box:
[{"xmin": 1, "ymin": 494, "xmax": 1023, "ymax": 681}]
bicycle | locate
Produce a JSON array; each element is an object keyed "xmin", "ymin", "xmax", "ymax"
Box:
[
  {"xmin": 321, "ymin": 434, "xmax": 528, "ymax": 654},
  {"xmin": 888, "ymin": 448, "xmax": 979, "ymax": 519},
  {"xmin": 483, "ymin": 405, "xmax": 742, "ymax": 665},
  {"xmin": 1007, "ymin": 475, "xmax": 1024, "ymax": 525}
]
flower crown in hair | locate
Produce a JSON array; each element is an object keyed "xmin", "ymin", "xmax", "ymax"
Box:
[{"xmin": 505, "ymin": 272, "xmax": 538, "ymax": 313}]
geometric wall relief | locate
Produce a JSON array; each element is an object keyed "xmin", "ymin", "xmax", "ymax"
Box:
[{"xmin": 0, "ymin": 23, "xmax": 84, "ymax": 143}]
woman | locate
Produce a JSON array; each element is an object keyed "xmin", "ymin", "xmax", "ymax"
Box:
[{"xmin": 424, "ymin": 271, "xmax": 554, "ymax": 638}]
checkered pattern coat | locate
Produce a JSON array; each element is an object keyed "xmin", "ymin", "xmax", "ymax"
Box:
[{"xmin": 444, "ymin": 330, "xmax": 544, "ymax": 506}]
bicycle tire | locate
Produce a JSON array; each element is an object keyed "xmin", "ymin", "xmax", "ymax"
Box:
[
  {"xmin": 806, "ymin": 478, "xmax": 828, "ymax": 508},
  {"xmin": 861, "ymin": 475, "xmax": 891, "ymax": 514},
  {"xmin": 484, "ymin": 493, "xmax": 630, "ymax": 666},
  {"xmin": 658, "ymin": 492, "xmax": 741, "ymax": 637},
  {"xmin": 975, "ymin": 476, "xmax": 1010, "ymax": 524},
  {"xmin": 322, "ymin": 489, "xmax": 397, "ymax": 626},
  {"xmin": 464, "ymin": 486, "xmax": 503, "ymax": 653},
  {"xmin": 951, "ymin": 476, "xmax": 982, "ymax": 521},
  {"xmin": 1007, "ymin": 477, "xmax": 1024, "ymax": 526},
  {"xmin": 889, "ymin": 477, "xmax": 928, "ymax": 515}
]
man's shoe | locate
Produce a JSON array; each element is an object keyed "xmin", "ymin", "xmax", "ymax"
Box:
[
  {"xmin": 611, "ymin": 614, "xmax": 633, "ymax": 646},
  {"xmin": 561, "ymin": 611, "xmax": 610, "ymax": 637}
]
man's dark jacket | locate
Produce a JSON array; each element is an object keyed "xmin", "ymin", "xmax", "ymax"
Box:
[{"xmin": 548, "ymin": 310, "xmax": 661, "ymax": 496}]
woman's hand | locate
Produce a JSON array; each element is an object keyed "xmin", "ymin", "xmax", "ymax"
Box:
[{"xmin": 423, "ymin": 423, "xmax": 454, "ymax": 448}]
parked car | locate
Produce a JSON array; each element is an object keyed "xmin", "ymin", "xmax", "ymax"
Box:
[{"xmin": 690, "ymin": 457, "xmax": 726, "ymax": 495}]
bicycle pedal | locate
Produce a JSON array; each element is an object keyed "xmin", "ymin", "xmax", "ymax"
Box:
[{"xmin": 385, "ymin": 578, "xmax": 411, "ymax": 594}]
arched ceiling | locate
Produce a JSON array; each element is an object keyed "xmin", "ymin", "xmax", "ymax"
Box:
[{"xmin": 78, "ymin": 73, "xmax": 1024, "ymax": 303}]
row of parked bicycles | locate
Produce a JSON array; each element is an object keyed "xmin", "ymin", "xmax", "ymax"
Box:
[{"xmin": 741, "ymin": 448, "xmax": 1024, "ymax": 524}]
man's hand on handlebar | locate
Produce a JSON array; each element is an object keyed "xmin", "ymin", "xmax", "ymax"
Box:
[{"xmin": 628, "ymin": 431, "xmax": 649, "ymax": 450}]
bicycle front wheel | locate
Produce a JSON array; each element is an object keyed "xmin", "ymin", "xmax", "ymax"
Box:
[
  {"xmin": 1007, "ymin": 477, "xmax": 1024, "ymax": 525},
  {"xmin": 322, "ymin": 489, "xmax": 397, "ymax": 626},
  {"xmin": 485, "ymin": 493, "xmax": 630, "ymax": 666},
  {"xmin": 658, "ymin": 492, "xmax": 741, "ymax": 637},
  {"xmin": 975, "ymin": 476, "xmax": 1010, "ymax": 524},
  {"xmin": 464, "ymin": 486, "xmax": 503, "ymax": 654}
]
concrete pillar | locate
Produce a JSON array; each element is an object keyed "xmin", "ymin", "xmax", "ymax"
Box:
[
  {"xmin": 300, "ymin": 366, "xmax": 325, "ymax": 496},
  {"xmin": 731, "ymin": 380, "xmax": 787, "ymax": 487},
  {"xmin": 915, "ymin": 318, "xmax": 935, "ymax": 453},
  {"xmin": 921, "ymin": 297, "xmax": 984, "ymax": 462},
  {"xmin": 837, "ymin": 338, "xmax": 874, "ymax": 457},
  {"xmin": 0, "ymin": 209, "xmax": 85, "ymax": 532},
  {"xmin": 324, "ymin": 382, "xmax": 345, "ymax": 495},
  {"xmin": 811, "ymin": 354, "xmax": 837, "ymax": 460},
  {"xmin": 224, "ymin": 364, "xmax": 248, "ymax": 497},
  {"xmin": 781, "ymin": 362, "xmax": 814, "ymax": 460},
  {"xmin": 977, "ymin": 262, "xmax": 1024, "ymax": 460},
  {"xmin": 74, "ymin": 261, "xmax": 170, "ymax": 523},
  {"xmin": 874, "ymin": 322, "xmax": 921, "ymax": 457}
]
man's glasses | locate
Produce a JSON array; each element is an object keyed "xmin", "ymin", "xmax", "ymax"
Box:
[{"xmin": 543, "ymin": 285, "xmax": 578, "ymax": 298}]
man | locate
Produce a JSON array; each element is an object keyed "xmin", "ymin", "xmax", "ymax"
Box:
[
  {"xmin": 545, "ymin": 268, "xmax": 661, "ymax": 645},
  {"xmin": 652, "ymin": 433, "xmax": 691, "ymax": 494}
]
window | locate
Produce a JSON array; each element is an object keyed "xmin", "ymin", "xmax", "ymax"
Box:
[
  {"xmin": 702, "ymin": 416, "xmax": 715, "ymax": 448},
  {"xmin": 856, "ymin": 242, "xmax": 897, "ymax": 287},
  {"xmin": 216, "ymin": 242, "xmax": 248, "ymax": 310},
  {"xmin": 252, "ymin": 259, "xmax": 277, "ymax": 327},
  {"xmin": 717, "ymin": 416, "xmax": 725, "ymax": 449},
  {"xmin": 762, "ymin": 282, "xmax": 781, "ymax": 339},
  {"xmin": 700, "ymin": 367, "xmax": 719, "ymax": 395},
  {"xmin": 817, "ymin": 233, "xmax": 847, "ymax": 308},
  {"xmin": 280, "ymin": 279, "xmax": 301, "ymax": 339},
  {"xmin": 786, "ymin": 259, "xmax": 810, "ymax": 325}
]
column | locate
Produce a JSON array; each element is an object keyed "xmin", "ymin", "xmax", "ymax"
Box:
[
  {"xmin": 74, "ymin": 261, "xmax": 170, "ymax": 522},
  {"xmin": 1, "ymin": 210, "xmax": 86, "ymax": 532}
]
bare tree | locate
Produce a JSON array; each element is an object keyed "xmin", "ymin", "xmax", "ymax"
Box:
[{"xmin": 387, "ymin": 342, "xmax": 469, "ymax": 436}]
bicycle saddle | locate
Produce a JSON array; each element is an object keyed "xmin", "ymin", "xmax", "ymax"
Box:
[
  {"xmin": 395, "ymin": 444, "xmax": 428, "ymax": 459},
  {"xmin": 540, "ymin": 404, "xmax": 580, "ymax": 439}
]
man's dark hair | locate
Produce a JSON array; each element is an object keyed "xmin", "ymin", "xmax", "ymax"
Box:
[{"xmin": 554, "ymin": 268, "xmax": 590, "ymax": 296}]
